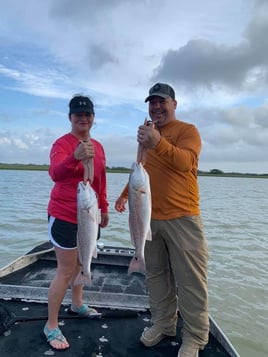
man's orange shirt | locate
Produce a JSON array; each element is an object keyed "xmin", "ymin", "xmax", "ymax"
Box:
[{"xmin": 121, "ymin": 119, "xmax": 201, "ymax": 220}]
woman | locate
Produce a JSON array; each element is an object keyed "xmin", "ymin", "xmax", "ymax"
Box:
[{"xmin": 44, "ymin": 95, "xmax": 109, "ymax": 350}]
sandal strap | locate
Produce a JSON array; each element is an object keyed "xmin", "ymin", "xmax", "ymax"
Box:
[
  {"xmin": 71, "ymin": 304, "xmax": 98, "ymax": 316},
  {"xmin": 44, "ymin": 325, "xmax": 66, "ymax": 343}
]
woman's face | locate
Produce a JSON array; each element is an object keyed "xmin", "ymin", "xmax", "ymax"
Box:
[{"xmin": 69, "ymin": 112, "xmax": 94, "ymax": 136}]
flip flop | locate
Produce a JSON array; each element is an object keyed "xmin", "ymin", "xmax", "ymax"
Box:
[{"xmin": 43, "ymin": 324, "xmax": 69, "ymax": 351}]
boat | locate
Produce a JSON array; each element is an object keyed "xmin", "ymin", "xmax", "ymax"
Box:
[{"xmin": 0, "ymin": 241, "xmax": 240, "ymax": 356}]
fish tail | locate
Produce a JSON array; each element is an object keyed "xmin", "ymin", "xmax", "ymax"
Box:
[
  {"xmin": 128, "ymin": 256, "xmax": 146, "ymax": 275},
  {"xmin": 73, "ymin": 272, "xmax": 92, "ymax": 286}
]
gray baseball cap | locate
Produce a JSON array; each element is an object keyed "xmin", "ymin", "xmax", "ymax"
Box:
[{"xmin": 145, "ymin": 83, "xmax": 175, "ymax": 102}]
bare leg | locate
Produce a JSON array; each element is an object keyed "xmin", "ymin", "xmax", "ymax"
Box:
[
  {"xmin": 70, "ymin": 264, "xmax": 84, "ymax": 307},
  {"xmin": 46, "ymin": 246, "xmax": 78, "ymax": 349}
]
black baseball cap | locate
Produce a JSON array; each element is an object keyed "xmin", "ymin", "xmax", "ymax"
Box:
[
  {"xmin": 69, "ymin": 95, "xmax": 95, "ymax": 114},
  {"xmin": 145, "ymin": 83, "xmax": 175, "ymax": 102}
]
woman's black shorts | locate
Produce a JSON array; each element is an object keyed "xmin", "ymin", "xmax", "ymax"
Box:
[{"xmin": 48, "ymin": 216, "xmax": 100, "ymax": 249}]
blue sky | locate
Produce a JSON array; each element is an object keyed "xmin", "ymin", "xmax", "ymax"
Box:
[{"xmin": 0, "ymin": 0, "xmax": 267, "ymax": 173}]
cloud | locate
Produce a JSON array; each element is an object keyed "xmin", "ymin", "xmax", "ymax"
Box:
[
  {"xmin": 152, "ymin": 0, "xmax": 268, "ymax": 94},
  {"xmin": 0, "ymin": 0, "xmax": 267, "ymax": 173},
  {"xmin": 0, "ymin": 128, "xmax": 59, "ymax": 165}
]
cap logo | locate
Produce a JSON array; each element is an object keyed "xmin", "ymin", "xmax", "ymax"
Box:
[
  {"xmin": 69, "ymin": 96, "xmax": 94, "ymax": 114},
  {"xmin": 152, "ymin": 84, "xmax": 160, "ymax": 92},
  {"xmin": 145, "ymin": 83, "xmax": 175, "ymax": 102}
]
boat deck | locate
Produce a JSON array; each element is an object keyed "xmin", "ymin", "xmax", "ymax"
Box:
[
  {"xmin": 0, "ymin": 244, "xmax": 148, "ymax": 310},
  {"xmin": 0, "ymin": 300, "xmax": 229, "ymax": 357},
  {"xmin": 0, "ymin": 242, "xmax": 238, "ymax": 356}
]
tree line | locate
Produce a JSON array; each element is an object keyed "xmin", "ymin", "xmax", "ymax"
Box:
[{"xmin": 0, "ymin": 163, "xmax": 267, "ymax": 178}]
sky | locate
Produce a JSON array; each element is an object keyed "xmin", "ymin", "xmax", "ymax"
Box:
[{"xmin": 0, "ymin": 0, "xmax": 267, "ymax": 174}]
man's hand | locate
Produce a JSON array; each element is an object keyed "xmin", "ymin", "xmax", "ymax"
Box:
[
  {"xmin": 137, "ymin": 124, "xmax": 161, "ymax": 149},
  {"xmin": 114, "ymin": 196, "xmax": 128, "ymax": 213}
]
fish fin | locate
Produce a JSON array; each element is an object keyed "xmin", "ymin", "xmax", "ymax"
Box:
[
  {"xmin": 97, "ymin": 209, "xmax": 101, "ymax": 224},
  {"xmin": 138, "ymin": 187, "xmax": 146, "ymax": 194},
  {"xmin": 86, "ymin": 203, "xmax": 100, "ymax": 224},
  {"xmin": 73, "ymin": 272, "xmax": 92, "ymax": 286},
  {"xmin": 146, "ymin": 228, "xmax": 152, "ymax": 241},
  {"xmin": 128, "ymin": 256, "xmax": 146, "ymax": 275},
  {"xmin": 87, "ymin": 209, "xmax": 94, "ymax": 220},
  {"xmin": 93, "ymin": 246, "xmax": 98, "ymax": 259},
  {"xmin": 131, "ymin": 160, "xmax": 137, "ymax": 170},
  {"xmin": 128, "ymin": 224, "xmax": 137, "ymax": 248}
]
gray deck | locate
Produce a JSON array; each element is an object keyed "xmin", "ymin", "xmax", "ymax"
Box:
[{"xmin": 0, "ymin": 242, "xmax": 240, "ymax": 357}]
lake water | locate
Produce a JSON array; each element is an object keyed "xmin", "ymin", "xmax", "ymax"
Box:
[{"xmin": 0, "ymin": 170, "xmax": 267, "ymax": 357}]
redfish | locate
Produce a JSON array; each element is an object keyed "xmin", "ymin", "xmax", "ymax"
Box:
[
  {"xmin": 74, "ymin": 159, "xmax": 100, "ymax": 286},
  {"xmin": 128, "ymin": 161, "xmax": 152, "ymax": 275}
]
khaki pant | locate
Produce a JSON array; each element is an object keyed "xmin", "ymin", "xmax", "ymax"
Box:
[{"xmin": 145, "ymin": 215, "xmax": 209, "ymax": 348}]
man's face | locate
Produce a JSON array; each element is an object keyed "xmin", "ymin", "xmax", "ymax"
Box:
[{"xmin": 148, "ymin": 96, "xmax": 177, "ymax": 127}]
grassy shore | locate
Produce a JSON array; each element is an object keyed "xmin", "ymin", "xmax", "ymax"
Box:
[{"xmin": 0, "ymin": 163, "xmax": 267, "ymax": 178}]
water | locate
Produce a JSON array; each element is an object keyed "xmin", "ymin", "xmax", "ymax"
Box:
[{"xmin": 0, "ymin": 170, "xmax": 267, "ymax": 357}]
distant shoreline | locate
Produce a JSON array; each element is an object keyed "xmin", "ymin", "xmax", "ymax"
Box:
[{"xmin": 0, "ymin": 163, "xmax": 267, "ymax": 178}]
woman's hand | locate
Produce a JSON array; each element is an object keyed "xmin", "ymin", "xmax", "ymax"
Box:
[
  {"xmin": 100, "ymin": 212, "xmax": 109, "ymax": 228},
  {"xmin": 74, "ymin": 140, "xmax": 95, "ymax": 161}
]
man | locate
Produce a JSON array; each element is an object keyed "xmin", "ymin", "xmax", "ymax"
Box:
[{"xmin": 115, "ymin": 83, "xmax": 209, "ymax": 357}]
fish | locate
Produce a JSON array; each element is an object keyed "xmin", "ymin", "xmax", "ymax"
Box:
[
  {"xmin": 73, "ymin": 159, "xmax": 100, "ymax": 286},
  {"xmin": 127, "ymin": 160, "xmax": 152, "ymax": 275}
]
